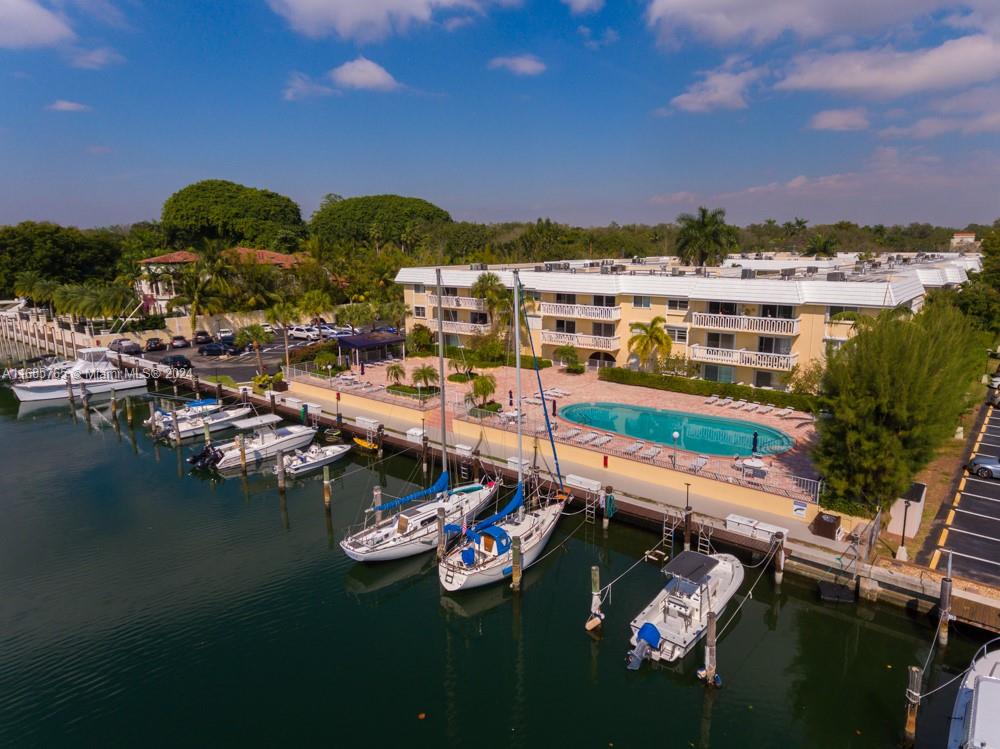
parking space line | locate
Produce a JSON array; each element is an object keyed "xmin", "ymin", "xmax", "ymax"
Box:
[
  {"xmin": 960, "ymin": 476, "xmax": 967, "ymax": 492},
  {"xmin": 946, "ymin": 525, "xmax": 1000, "ymax": 544},
  {"xmin": 960, "ymin": 490, "xmax": 1000, "ymax": 503},
  {"xmin": 965, "ymin": 476, "xmax": 1000, "ymax": 489},
  {"xmin": 939, "ymin": 547, "xmax": 1000, "ymax": 569},
  {"xmin": 976, "ymin": 440, "xmax": 1000, "ymax": 449},
  {"xmin": 954, "ymin": 506, "xmax": 1000, "ymax": 522}
]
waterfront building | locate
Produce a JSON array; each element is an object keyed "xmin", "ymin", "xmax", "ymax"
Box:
[{"xmin": 396, "ymin": 251, "xmax": 981, "ymax": 389}]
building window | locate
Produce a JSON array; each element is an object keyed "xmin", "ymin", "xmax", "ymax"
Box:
[
  {"xmin": 555, "ymin": 293, "xmax": 577, "ymax": 305},
  {"xmin": 703, "ymin": 364, "xmax": 734, "ymax": 383},
  {"xmin": 706, "ymin": 332, "xmax": 735, "ymax": 349},
  {"xmin": 593, "ymin": 322, "xmax": 615, "ymax": 337},
  {"xmin": 826, "ymin": 339, "xmax": 845, "ymax": 355},
  {"xmin": 708, "ymin": 301, "xmax": 739, "ymax": 315},
  {"xmin": 443, "ymin": 309, "xmax": 458, "ymax": 322},
  {"xmin": 413, "ymin": 284, "xmax": 425, "ymax": 294},
  {"xmin": 667, "ymin": 298, "xmax": 688, "ymax": 311},
  {"xmin": 413, "ymin": 306, "xmax": 426, "ymax": 318},
  {"xmin": 758, "ymin": 336, "xmax": 792, "ymax": 355},
  {"xmin": 666, "ymin": 326, "xmax": 687, "ymax": 343},
  {"xmin": 633, "ymin": 295, "xmax": 651, "ymax": 309},
  {"xmin": 754, "ymin": 371, "xmax": 774, "ymax": 388},
  {"xmin": 828, "ymin": 305, "xmax": 858, "ymax": 319},
  {"xmin": 760, "ymin": 304, "xmax": 795, "ymax": 319},
  {"xmin": 555, "ymin": 319, "xmax": 576, "ymax": 334},
  {"xmin": 443, "ymin": 287, "xmax": 459, "ymax": 297},
  {"xmin": 594, "ymin": 294, "xmax": 617, "ymax": 307},
  {"xmin": 471, "ymin": 312, "xmax": 488, "ymax": 325}
]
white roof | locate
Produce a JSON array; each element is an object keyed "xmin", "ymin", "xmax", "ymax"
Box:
[{"xmin": 396, "ymin": 267, "xmax": 931, "ymax": 308}]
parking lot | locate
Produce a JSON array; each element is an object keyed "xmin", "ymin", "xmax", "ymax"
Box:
[
  {"xmin": 139, "ymin": 337, "xmax": 312, "ymax": 381},
  {"xmin": 930, "ymin": 404, "xmax": 1000, "ymax": 585}
]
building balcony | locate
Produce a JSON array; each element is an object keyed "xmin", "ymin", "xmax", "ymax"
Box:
[
  {"xmin": 538, "ymin": 302, "xmax": 621, "ymax": 321},
  {"xmin": 689, "ymin": 344, "xmax": 798, "ymax": 371},
  {"xmin": 427, "ymin": 294, "xmax": 486, "ymax": 311},
  {"xmin": 441, "ymin": 320, "xmax": 491, "ymax": 335},
  {"xmin": 540, "ymin": 330, "xmax": 621, "ymax": 351},
  {"xmin": 691, "ymin": 312, "xmax": 800, "ymax": 336}
]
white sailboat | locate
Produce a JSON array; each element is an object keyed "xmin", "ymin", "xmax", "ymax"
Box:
[
  {"xmin": 339, "ymin": 267, "xmax": 499, "ymax": 563},
  {"xmin": 626, "ymin": 550, "xmax": 745, "ymax": 669},
  {"xmin": 947, "ymin": 638, "xmax": 1000, "ymax": 748},
  {"xmin": 11, "ymin": 347, "xmax": 147, "ymax": 402},
  {"xmin": 438, "ymin": 268, "xmax": 565, "ymax": 593}
]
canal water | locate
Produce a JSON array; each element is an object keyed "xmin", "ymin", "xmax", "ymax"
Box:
[{"xmin": 0, "ymin": 384, "xmax": 985, "ymax": 747}]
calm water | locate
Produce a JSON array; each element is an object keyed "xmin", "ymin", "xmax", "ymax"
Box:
[
  {"xmin": 559, "ymin": 401, "xmax": 793, "ymax": 456},
  {"xmin": 0, "ymin": 383, "xmax": 984, "ymax": 747}
]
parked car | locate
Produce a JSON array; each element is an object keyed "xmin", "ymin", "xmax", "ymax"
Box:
[
  {"xmin": 968, "ymin": 455, "xmax": 1000, "ymax": 479},
  {"xmin": 193, "ymin": 330, "xmax": 213, "ymax": 345},
  {"xmin": 145, "ymin": 337, "xmax": 167, "ymax": 352},
  {"xmin": 217, "ymin": 334, "xmax": 242, "ymax": 350},
  {"xmin": 289, "ymin": 325, "xmax": 320, "ymax": 341},
  {"xmin": 170, "ymin": 335, "xmax": 190, "ymax": 349},
  {"xmin": 198, "ymin": 342, "xmax": 239, "ymax": 357},
  {"xmin": 373, "ymin": 325, "xmax": 398, "ymax": 334},
  {"xmin": 261, "ymin": 323, "xmax": 277, "ymax": 335},
  {"xmin": 160, "ymin": 354, "xmax": 193, "ymax": 370},
  {"xmin": 107, "ymin": 338, "xmax": 131, "ymax": 353},
  {"xmin": 119, "ymin": 341, "xmax": 142, "ymax": 356},
  {"xmin": 216, "ymin": 328, "xmax": 234, "ymax": 340}
]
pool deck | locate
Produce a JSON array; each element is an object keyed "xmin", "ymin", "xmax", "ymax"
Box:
[{"xmin": 355, "ymin": 359, "xmax": 819, "ymax": 491}]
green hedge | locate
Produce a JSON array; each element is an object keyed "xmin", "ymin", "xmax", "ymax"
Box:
[{"xmin": 598, "ymin": 368, "xmax": 818, "ymax": 411}]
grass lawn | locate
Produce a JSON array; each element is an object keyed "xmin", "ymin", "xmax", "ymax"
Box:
[{"xmin": 203, "ymin": 374, "xmax": 239, "ymax": 388}]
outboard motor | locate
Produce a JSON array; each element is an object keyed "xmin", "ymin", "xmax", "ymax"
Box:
[
  {"xmin": 626, "ymin": 622, "xmax": 662, "ymax": 671},
  {"xmin": 187, "ymin": 443, "xmax": 213, "ymax": 466},
  {"xmin": 187, "ymin": 444, "xmax": 222, "ymax": 469},
  {"xmin": 626, "ymin": 640, "xmax": 652, "ymax": 671}
]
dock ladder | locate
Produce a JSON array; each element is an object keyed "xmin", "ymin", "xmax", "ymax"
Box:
[
  {"xmin": 697, "ymin": 524, "xmax": 715, "ymax": 556},
  {"xmin": 584, "ymin": 492, "xmax": 599, "ymax": 525}
]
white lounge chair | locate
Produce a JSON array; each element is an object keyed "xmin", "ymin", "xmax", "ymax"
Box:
[
  {"xmin": 563, "ymin": 428, "xmax": 582, "ymax": 440},
  {"xmin": 704, "ymin": 395, "xmax": 719, "ymax": 405},
  {"xmin": 758, "ymin": 405, "xmax": 774, "ymax": 415},
  {"xmin": 716, "ymin": 398, "xmax": 733, "ymax": 407},
  {"xmin": 730, "ymin": 400, "xmax": 747, "ymax": 409},
  {"xmin": 623, "ymin": 441, "xmax": 644, "ymax": 455},
  {"xmin": 575, "ymin": 432, "xmax": 597, "ymax": 444},
  {"xmin": 639, "ymin": 446, "xmax": 661, "ymax": 459},
  {"xmin": 689, "ymin": 455, "xmax": 709, "ymax": 473},
  {"xmin": 743, "ymin": 403, "xmax": 759, "ymax": 413},
  {"xmin": 775, "ymin": 408, "xmax": 793, "ymax": 418},
  {"xmin": 592, "ymin": 435, "xmax": 613, "ymax": 447}
]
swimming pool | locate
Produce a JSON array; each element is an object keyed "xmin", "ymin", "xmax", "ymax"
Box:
[{"xmin": 558, "ymin": 402, "xmax": 793, "ymax": 457}]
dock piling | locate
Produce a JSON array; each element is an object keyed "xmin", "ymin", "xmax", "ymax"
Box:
[
  {"xmin": 276, "ymin": 450, "xmax": 286, "ymax": 492},
  {"xmin": 215, "ymin": 382, "xmax": 223, "ymax": 401},
  {"xmin": 704, "ymin": 610, "xmax": 718, "ymax": 685},
  {"xmin": 511, "ymin": 536, "xmax": 523, "ymax": 592},
  {"xmin": 904, "ymin": 665, "xmax": 920, "ymax": 746},
  {"xmin": 269, "ymin": 392, "xmax": 276, "ymax": 415},
  {"xmin": 66, "ymin": 374, "xmax": 75, "ymax": 405},
  {"xmin": 239, "ymin": 434, "xmax": 247, "ymax": 475},
  {"xmin": 374, "ymin": 486, "xmax": 383, "ymax": 523},
  {"xmin": 203, "ymin": 421, "xmax": 212, "ymax": 446},
  {"xmin": 125, "ymin": 396, "xmax": 133, "ymax": 424},
  {"xmin": 323, "ymin": 465, "xmax": 332, "ymax": 508},
  {"xmin": 774, "ymin": 532, "xmax": 785, "ymax": 587},
  {"xmin": 585, "ymin": 565, "xmax": 604, "ymax": 631},
  {"xmin": 110, "ymin": 389, "xmax": 118, "ymax": 419},
  {"xmin": 436, "ymin": 507, "xmax": 446, "ymax": 559},
  {"xmin": 938, "ymin": 576, "xmax": 953, "ymax": 647}
]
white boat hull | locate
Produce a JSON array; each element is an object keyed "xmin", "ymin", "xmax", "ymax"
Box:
[
  {"xmin": 214, "ymin": 425, "xmax": 317, "ymax": 470},
  {"xmin": 340, "ymin": 482, "xmax": 499, "ymax": 563},
  {"xmin": 167, "ymin": 407, "xmax": 253, "ymax": 441},
  {"xmin": 12, "ymin": 375, "xmax": 147, "ymax": 402},
  {"xmin": 279, "ymin": 444, "xmax": 352, "ymax": 477},
  {"xmin": 438, "ymin": 502, "xmax": 563, "ymax": 592}
]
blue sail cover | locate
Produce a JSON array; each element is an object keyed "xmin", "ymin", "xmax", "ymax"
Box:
[
  {"xmin": 473, "ymin": 483, "xmax": 524, "ymax": 533},
  {"xmin": 374, "ymin": 472, "xmax": 449, "ymax": 513}
]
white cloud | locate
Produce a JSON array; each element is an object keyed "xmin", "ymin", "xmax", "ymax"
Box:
[
  {"xmin": 0, "ymin": 0, "xmax": 74, "ymax": 48},
  {"xmin": 578, "ymin": 25, "xmax": 618, "ymax": 49},
  {"xmin": 329, "ymin": 56, "xmax": 400, "ymax": 91},
  {"xmin": 443, "ymin": 15, "xmax": 474, "ymax": 31},
  {"xmin": 267, "ymin": 0, "xmax": 501, "ymax": 42},
  {"xmin": 69, "ymin": 46, "xmax": 124, "ymax": 69},
  {"xmin": 777, "ymin": 34, "xmax": 1000, "ymax": 99},
  {"xmin": 880, "ymin": 112, "xmax": 1000, "ymax": 138},
  {"xmin": 809, "ymin": 107, "xmax": 869, "ymax": 131},
  {"xmin": 649, "ymin": 191, "xmax": 699, "ymax": 205},
  {"xmin": 562, "ymin": 0, "xmax": 603, "ymax": 14},
  {"xmin": 644, "ymin": 0, "xmax": 987, "ymax": 46},
  {"xmin": 488, "ymin": 54, "xmax": 546, "ymax": 76},
  {"xmin": 667, "ymin": 63, "xmax": 764, "ymax": 113},
  {"xmin": 283, "ymin": 71, "xmax": 336, "ymax": 100},
  {"xmin": 45, "ymin": 99, "xmax": 91, "ymax": 111}
]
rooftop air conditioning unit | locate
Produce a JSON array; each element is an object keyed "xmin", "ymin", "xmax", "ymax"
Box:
[
  {"xmin": 534, "ymin": 265, "xmax": 545, "ymax": 273},
  {"xmin": 600, "ymin": 266, "xmax": 611, "ymax": 274},
  {"xmin": 806, "ymin": 266, "xmax": 818, "ymax": 275},
  {"xmin": 671, "ymin": 268, "xmax": 680, "ymax": 276},
  {"xmin": 695, "ymin": 267, "xmax": 704, "ymax": 276},
  {"xmin": 826, "ymin": 272, "xmax": 846, "ymax": 281},
  {"xmin": 677, "ymin": 270, "xmax": 686, "ymax": 276},
  {"xmin": 632, "ymin": 256, "xmax": 644, "ymax": 264},
  {"xmin": 469, "ymin": 263, "xmax": 487, "ymax": 271},
  {"xmin": 780, "ymin": 268, "xmax": 795, "ymax": 279},
  {"xmin": 629, "ymin": 270, "xmax": 636, "ymax": 275},
  {"xmin": 741, "ymin": 269, "xmax": 758, "ymax": 279}
]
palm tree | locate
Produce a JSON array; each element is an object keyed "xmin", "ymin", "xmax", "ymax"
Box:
[
  {"xmin": 235, "ymin": 323, "xmax": 273, "ymax": 374},
  {"xmin": 167, "ymin": 263, "xmax": 226, "ymax": 336},
  {"xmin": 298, "ymin": 289, "xmax": 333, "ymax": 324},
  {"xmin": 675, "ymin": 206, "xmax": 738, "ymax": 266},
  {"xmin": 266, "ymin": 301, "xmax": 299, "ymax": 369},
  {"xmin": 471, "ymin": 271, "xmax": 507, "ymax": 324},
  {"xmin": 386, "ymin": 362, "xmax": 406, "ymax": 386},
  {"xmin": 411, "ymin": 364, "xmax": 439, "ymax": 398},
  {"xmin": 464, "ymin": 372, "xmax": 497, "ymax": 409},
  {"xmin": 806, "ymin": 233, "xmax": 839, "ymax": 257},
  {"xmin": 13, "ymin": 270, "xmax": 43, "ymax": 301},
  {"xmin": 628, "ymin": 316, "xmax": 671, "ymax": 371},
  {"xmin": 378, "ymin": 299, "xmax": 409, "ymax": 330}
]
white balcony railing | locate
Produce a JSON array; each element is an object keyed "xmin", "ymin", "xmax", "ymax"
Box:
[
  {"xmin": 691, "ymin": 312, "xmax": 800, "ymax": 336},
  {"xmin": 689, "ymin": 344, "xmax": 798, "ymax": 371},
  {"xmin": 540, "ymin": 330, "xmax": 621, "ymax": 351},
  {"xmin": 427, "ymin": 294, "xmax": 486, "ymax": 311},
  {"xmin": 538, "ymin": 302, "xmax": 621, "ymax": 321},
  {"xmin": 441, "ymin": 320, "xmax": 491, "ymax": 335}
]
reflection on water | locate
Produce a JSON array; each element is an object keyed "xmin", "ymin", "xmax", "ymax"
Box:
[
  {"xmin": 561, "ymin": 401, "xmax": 793, "ymax": 456},
  {"xmin": 0, "ymin": 386, "xmax": 981, "ymax": 747}
]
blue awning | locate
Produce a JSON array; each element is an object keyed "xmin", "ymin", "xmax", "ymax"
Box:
[{"xmin": 337, "ymin": 332, "xmax": 405, "ymax": 350}]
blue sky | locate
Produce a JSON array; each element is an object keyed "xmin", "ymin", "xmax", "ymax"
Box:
[{"xmin": 1, "ymin": 0, "xmax": 999, "ymax": 228}]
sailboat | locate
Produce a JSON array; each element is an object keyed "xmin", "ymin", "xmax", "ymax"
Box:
[
  {"xmin": 438, "ymin": 269, "xmax": 565, "ymax": 592},
  {"xmin": 339, "ymin": 268, "xmax": 499, "ymax": 563}
]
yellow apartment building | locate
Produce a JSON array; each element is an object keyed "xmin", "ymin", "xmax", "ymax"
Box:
[{"xmin": 396, "ymin": 252, "xmax": 980, "ymax": 389}]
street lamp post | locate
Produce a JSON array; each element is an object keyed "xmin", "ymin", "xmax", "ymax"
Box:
[{"xmin": 672, "ymin": 430, "xmax": 680, "ymax": 468}]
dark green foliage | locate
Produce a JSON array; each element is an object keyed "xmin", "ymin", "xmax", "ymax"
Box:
[
  {"xmin": 406, "ymin": 323, "xmax": 434, "ymax": 353},
  {"xmin": 598, "ymin": 367, "xmax": 817, "ymax": 411},
  {"xmin": 565, "ymin": 364, "xmax": 585, "ymax": 374},
  {"xmin": 310, "ymin": 194, "xmax": 451, "ymax": 248},
  {"xmin": 814, "ymin": 304, "xmax": 984, "ymax": 512},
  {"xmin": 0, "ymin": 222, "xmax": 122, "ymax": 296},
  {"xmin": 161, "ymin": 180, "xmax": 305, "ymax": 249}
]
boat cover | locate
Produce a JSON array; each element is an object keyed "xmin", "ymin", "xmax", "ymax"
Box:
[
  {"xmin": 375, "ymin": 472, "xmax": 449, "ymax": 513},
  {"xmin": 663, "ymin": 550, "xmax": 719, "ymax": 585},
  {"xmin": 637, "ymin": 622, "xmax": 662, "ymax": 648},
  {"xmin": 232, "ymin": 414, "xmax": 283, "ymax": 430},
  {"xmin": 444, "ymin": 482, "xmax": 524, "ymax": 538}
]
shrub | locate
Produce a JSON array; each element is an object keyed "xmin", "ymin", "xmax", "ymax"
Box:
[
  {"xmin": 598, "ymin": 367, "xmax": 818, "ymax": 411},
  {"xmin": 314, "ymin": 351, "xmax": 348, "ymax": 373},
  {"xmin": 565, "ymin": 364, "xmax": 585, "ymax": 374},
  {"xmin": 448, "ymin": 373, "xmax": 476, "ymax": 383},
  {"xmin": 406, "ymin": 323, "xmax": 434, "ymax": 353}
]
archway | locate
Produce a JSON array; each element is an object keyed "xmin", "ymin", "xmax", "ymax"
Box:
[{"xmin": 588, "ymin": 351, "xmax": 616, "ymax": 369}]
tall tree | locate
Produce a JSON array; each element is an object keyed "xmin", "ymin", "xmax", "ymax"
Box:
[
  {"xmin": 235, "ymin": 323, "xmax": 273, "ymax": 375},
  {"xmin": 627, "ymin": 316, "xmax": 671, "ymax": 371},
  {"xmin": 806, "ymin": 233, "xmax": 839, "ymax": 257},
  {"xmin": 266, "ymin": 301, "xmax": 299, "ymax": 369},
  {"xmin": 167, "ymin": 263, "xmax": 226, "ymax": 335},
  {"xmin": 675, "ymin": 207, "xmax": 737, "ymax": 266}
]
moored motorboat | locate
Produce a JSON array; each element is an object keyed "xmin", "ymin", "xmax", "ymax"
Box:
[
  {"xmin": 163, "ymin": 405, "xmax": 253, "ymax": 441},
  {"xmin": 144, "ymin": 398, "xmax": 221, "ymax": 429},
  {"xmin": 626, "ymin": 550, "xmax": 744, "ymax": 669},
  {"xmin": 11, "ymin": 347, "xmax": 147, "ymax": 402},
  {"xmin": 196, "ymin": 422, "xmax": 318, "ymax": 471},
  {"xmin": 273, "ymin": 443, "xmax": 351, "ymax": 477},
  {"xmin": 947, "ymin": 638, "xmax": 1000, "ymax": 748}
]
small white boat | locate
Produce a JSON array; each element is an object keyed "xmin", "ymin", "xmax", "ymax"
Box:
[
  {"xmin": 947, "ymin": 638, "xmax": 1000, "ymax": 748},
  {"xmin": 11, "ymin": 347, "xmax": 147, "ymax": 402},
  {"xmin": 207, "ymin": 423, "xmax": 318, "ymax": 471},
  {"xmin": 273, "ymin": 443, "xmax": 351, "ymax": 477},
  {"xmin": 144, "ymin": 398, "xmax": 221, "ymax": 429},
  {"xmin": 340, "ymin": 476, "xmax": 500, "ymax": 563},
  {"xmin": 164, "ymin": 405, "xmax": 253, "ymax": 441},
  {"xmin": 627, "ymin": 550, "xmax": 744, "ymax": 669}
]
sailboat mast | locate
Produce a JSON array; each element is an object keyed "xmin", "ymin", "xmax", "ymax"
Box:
[
  {"xmin": 513, "ymin": 269, "xmax": 523, "ymax": 484},
  {"xmin": 435, "ymin": 268, "xmax": 448, "ymax": 477}
]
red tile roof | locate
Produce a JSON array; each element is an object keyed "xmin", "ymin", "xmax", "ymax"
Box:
[{"xmin": 139, "ymin": 247, "xmax": 301, "ymax": 269}]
